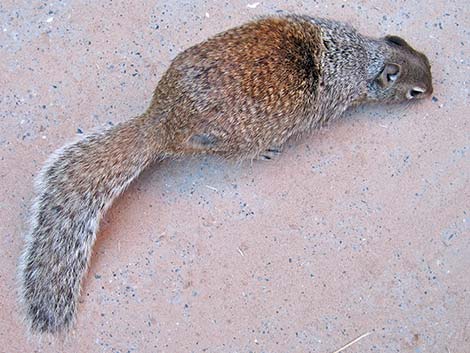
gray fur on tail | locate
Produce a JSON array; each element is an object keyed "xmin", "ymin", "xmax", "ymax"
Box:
[{"xmin": 19, "ymin": 117, "xmax": 159, "ymax": 333}]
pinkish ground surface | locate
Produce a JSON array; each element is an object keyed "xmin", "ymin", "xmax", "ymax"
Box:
[{"xmin": 1, "ymin": 1, "xmax": 469, "ymax": 352}]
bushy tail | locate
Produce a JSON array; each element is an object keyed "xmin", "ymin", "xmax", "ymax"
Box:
[{"xmin": 19, "ymin": 114, "xmax": 164, "ymax": 334}]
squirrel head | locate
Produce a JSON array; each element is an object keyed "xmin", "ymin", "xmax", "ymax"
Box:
[{"xmin": 366, "ymin": 35, "xmax": 433, "ymax": 103}]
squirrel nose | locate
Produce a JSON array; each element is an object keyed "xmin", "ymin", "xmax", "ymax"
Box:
[{"xmin": 407, "ymin": 86, "xmax": 427, "ymax": 100}]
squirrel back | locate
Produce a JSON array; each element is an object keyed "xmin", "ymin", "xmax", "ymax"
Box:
[{"xmin": 19, "ymin": 15, "xmax": 432, "ymax": 334}]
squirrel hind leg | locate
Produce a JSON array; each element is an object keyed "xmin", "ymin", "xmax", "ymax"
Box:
[
  {"xmin": 257, "ymin": 146, "xmax": 283, "ymax": 161},
  {"xmin": 186, "ymin": 133, "xmax": 219, "ymax": 149}
]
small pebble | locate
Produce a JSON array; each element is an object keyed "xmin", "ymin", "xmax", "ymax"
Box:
[{"xmin": 247, "ymin": 2, "xmax": 260, "ymax": 9}]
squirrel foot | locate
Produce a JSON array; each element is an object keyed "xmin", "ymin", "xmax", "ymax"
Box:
[{"xmin": 258, "ymin": 147, "xmax": 282, "ymax": 161}]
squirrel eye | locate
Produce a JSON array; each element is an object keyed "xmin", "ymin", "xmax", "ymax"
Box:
[{"xmin": 407, "ymin": 87, "xmax": 426, "ymax": 99}]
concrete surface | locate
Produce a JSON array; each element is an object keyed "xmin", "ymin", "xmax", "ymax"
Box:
[{"xmin": 0, "ymin": 0, "xmax": 469, "ymax": 352}]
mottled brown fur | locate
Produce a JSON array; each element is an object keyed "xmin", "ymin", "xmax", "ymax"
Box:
[{"xmin": 19, "ymin": 15, "xmax": 433, "ymax": 334}]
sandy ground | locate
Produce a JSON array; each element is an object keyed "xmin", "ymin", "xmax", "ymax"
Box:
[{"xmin": 0, "ymin": 1, "xmax": 469, "ymax": 352}]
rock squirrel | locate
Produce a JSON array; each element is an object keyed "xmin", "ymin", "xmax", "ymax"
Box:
[{"xmin": 19, "ymin": 15, "xmax": 433, "ymax": 334}]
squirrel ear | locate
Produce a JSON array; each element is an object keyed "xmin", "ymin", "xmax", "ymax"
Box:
[
  {"xmin": 376, "ymin": 63, "xmax": 401, "ymax": 88},
  {"xmin": 385, "ymin": 35, "xmax": 409, "ymax": 47}
]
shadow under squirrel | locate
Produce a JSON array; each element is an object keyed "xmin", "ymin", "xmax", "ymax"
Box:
[{"xmin": 19, "ymin": 15, "xmax": 433, "ymax": 334}]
